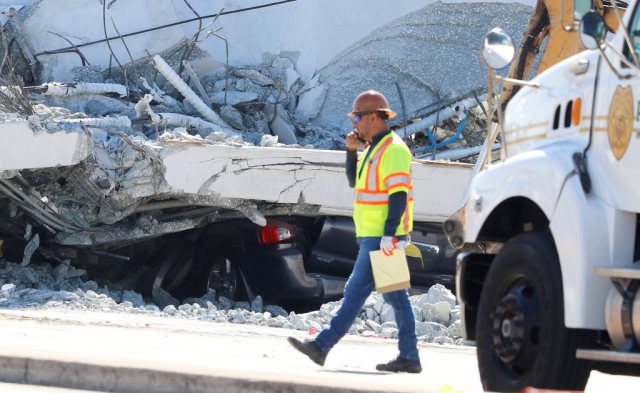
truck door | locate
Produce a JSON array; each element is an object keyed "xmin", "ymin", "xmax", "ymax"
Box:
[{"xmin": 590, "ymin": 7, "xmax": 640, "ymax": 213}]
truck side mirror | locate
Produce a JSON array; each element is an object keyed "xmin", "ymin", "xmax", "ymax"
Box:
[
  {"xmin": 480, "ymin": 28, "xmax": 515, "ymax": 70},
  {"xmin": 579, "ymin": 10, "xmax": 606, "ymax": 50}
]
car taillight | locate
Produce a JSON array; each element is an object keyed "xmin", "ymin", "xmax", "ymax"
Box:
[{"xmin": 258, "ymin": 222, "xmax": 296, "ymax": 245}]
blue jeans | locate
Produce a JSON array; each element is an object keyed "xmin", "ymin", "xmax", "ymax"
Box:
[{"xmin": 315, "ymin": 237, "xmax": 419, "ymax": 361}]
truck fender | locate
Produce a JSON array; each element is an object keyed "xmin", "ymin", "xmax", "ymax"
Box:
[{"xmin": 462, "ymin": 144, "xmax": 578, "ymax": 245}]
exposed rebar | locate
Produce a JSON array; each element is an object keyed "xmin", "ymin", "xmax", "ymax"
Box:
[
  {"xmin": 153, "ymin": 54, "xmax": 231, "ymax": 130},
  {"xmin": 47, "ymin": 31, "xmax": 90, "ymax": 66},
  {"xmin": 401, "ymin": 96, "xmax": 486, "ymax": 138},
  {"xmin": 55, "ymin": 116, "xmax": 132, "ymax": 128},
  {"xmin": 35, "ymin": 1, "xmax": 297, "ymax": 57},
  {"xmin": 102, "ymin": 0, "xmax": 128, "ymax": 91},
  {"xmin": 33, "ymin": 82, "xmax": 127, "ymax": 97}
]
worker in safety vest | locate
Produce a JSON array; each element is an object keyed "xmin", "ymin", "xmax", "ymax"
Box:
[{"xmin": 288, "ymin": 90, "xmax": 421, "ymax": 373}]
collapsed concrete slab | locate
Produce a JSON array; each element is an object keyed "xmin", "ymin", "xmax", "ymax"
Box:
[
  {"xmin": 0, "ymin": 118, "xmax": 471, "ymax": 246},
  {"xmin": 0, "ymin": 0, "xmax": 530, "ymax": 308},
  {"xmin": 0, "ymin": 121, "xmax": 89, "ymax": 171},
  {"xmin": 0, "ymin": 1, "xmax": 522, "ymax": 250}
]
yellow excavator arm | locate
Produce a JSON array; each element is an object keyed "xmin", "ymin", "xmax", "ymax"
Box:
[{"xmin": 499, "ymin": 0, "xmax": 627, "ymax": 107}]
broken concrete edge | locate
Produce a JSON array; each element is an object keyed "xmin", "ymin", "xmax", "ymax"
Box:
[
  {"xmin": 0, "ymin": 113, "xmax": 471, "ymax": 246},
  {"xmin": 0, "ymin": 355, "xmax": 390, "ymax": 393}
]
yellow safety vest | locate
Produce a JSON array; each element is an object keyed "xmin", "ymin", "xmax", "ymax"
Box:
[{"xmin": 353, "ymin": 132, "xmax": 414, "ymax": 237}]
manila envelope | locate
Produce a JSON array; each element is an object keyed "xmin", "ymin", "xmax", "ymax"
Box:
[{"xmin": 369, "ymin": 248, "xmax": 411, "ymax": 293}]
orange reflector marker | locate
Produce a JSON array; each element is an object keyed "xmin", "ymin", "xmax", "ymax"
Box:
[{"xmin": 572, "ymin": 97, "xmax": 582, "ymax": 126}]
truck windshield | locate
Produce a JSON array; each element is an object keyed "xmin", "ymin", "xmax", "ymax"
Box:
[
  {"xmin": 630, "ymin": 6, "xmax": 640, "ymax": 62},
  {"xmin": 573, "ymin": 0, "xmax": 592, "ymax": 20}
]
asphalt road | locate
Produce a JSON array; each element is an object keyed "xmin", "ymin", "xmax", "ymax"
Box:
[{"xmin": 0, "ymin": 309, "xmax": 637, "ymax": 393}]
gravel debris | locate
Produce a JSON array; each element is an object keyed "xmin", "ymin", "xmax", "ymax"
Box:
[{"xmin": 0, "ymin": 259, "xmax": 472, "ymax": 346}]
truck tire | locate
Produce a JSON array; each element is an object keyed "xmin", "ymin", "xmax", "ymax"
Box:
[{"xmin": 476, "ymin": 232, "xmax": 592, "ymax": 392}]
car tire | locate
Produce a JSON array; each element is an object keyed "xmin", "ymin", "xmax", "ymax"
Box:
[
  {"xmin": 203, "ymin": 254, "xmax": 247, "ymax": 301},
  {"xmin": 476, "ymin": 232, "xmax": 592, "ymax": 392},
  {"xmin": 136, "ymin": 238, "xmax": 195, "ymax": 298}
]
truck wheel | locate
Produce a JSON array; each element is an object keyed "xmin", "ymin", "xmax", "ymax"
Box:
[{"xmin": 476, "ymin": 232, "xmax": 591, "ymax": 392}]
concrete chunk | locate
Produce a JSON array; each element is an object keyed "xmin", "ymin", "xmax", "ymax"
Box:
[
  {"xmin": 379, "ymin": 303, "xmax": 395, "ymax": 323},
  {"xmin": 269, "ymin": 111, "xmax": 297, "ymax": 145},
  {"xmin": 264, "ymin": 304, "xmax": 288, "ymax": 318},
  {"xmin": 426, "ymin": 284, "xmax": 456, "ymax": 307},
  {"xmin": 152, "ymin": 287, "xmax": 179, "ymax": 309},
  {"xmin": 250, "ymin": 295, "xmax": 263, "ymax": 313},
  {"xmin": 210, "ymin": 91, "xmax": 258, "ymax": 106},
  {"xmin": 271, "ymin": 57, "xmax": 300, "ymax": 92},
  {"xmin": 295, "ymin": 83, "xmax": 327, "ymax": 122},
  {"xmin": 213, "ymin": 79, "xmax": 229, "ymax": 93},
  {"xmin": 285, "ymin": 67, "xmax": 300, "ymax": 92},
  {"xmin": 52, "ymin": 264, "xmax": 69, "ymax": 284},
  {"xmin": 219, "ymin": 105, "xmax": 245, "ymax": 130},
  {"xmin": 233, "ymin": 69, "xmax": 274, "ymax": 87},
  {"xmin": 296, "ymin": 74, "xmax": 320, "ymax": 95},
  {"xmin": 21, "ymin": 234, "xmax": 39, "ymax": 267},
  {"xmin": 0, "ymin": 283, "xmax": 15, "ymax": 298},
  {"xmin": 422, "ymin": 301, "xmax": 451, "ymax": 325},
  {"xmin": 259, "ymin": 134, "xmax": 279, "ymax": 147},
  {"xmin": 122, "ymin": 290, "xmax": 145, "ymax": 308}
]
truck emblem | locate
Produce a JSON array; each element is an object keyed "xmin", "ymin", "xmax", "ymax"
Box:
[{"xmin": 607, "ymin": 86, "xmax": 633, "ymax": 160}]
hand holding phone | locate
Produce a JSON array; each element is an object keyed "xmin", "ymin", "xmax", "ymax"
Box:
[{"xmin": 346, "ymin": 129, "xmax": 367, "ymax": 152}]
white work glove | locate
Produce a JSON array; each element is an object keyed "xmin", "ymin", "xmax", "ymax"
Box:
[
  {"xmin": 380, "ymin": 236, "xmax": 397, "ymax": 256},
  {"xmin": 396, "ymin": 239, "xmax": 409, "ymax": 249}
]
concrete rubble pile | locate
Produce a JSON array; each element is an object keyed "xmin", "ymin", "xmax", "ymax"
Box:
[
  {"xmin": 21, "ymin": 56, "xmax": 325, "ymax": 149},
  {"xmin": 0, "ymin": 0, "xmax": 534, "ymax": 247},
  {"xmin": 0, "ymin": 258, "xmax": 470, "ymax": 345},
  {"xmin": 12, "ymin": 49, "xmax": 491, "ymax": 158},
  {"xmin": 0, "ymin": 1, "xmax": 534, "ymax": 155},
  {"xmin": 0, "ymin": 0, "xmax": 534, "ymax": 342},
  {"xmin": 0, "ymin": 1, "xmax": 537, "ymax": 237}
]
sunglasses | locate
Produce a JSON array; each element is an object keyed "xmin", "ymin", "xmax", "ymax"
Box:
[{"xmin": 349, "ymin": 111, "xmax": 377, "ymax": 123}]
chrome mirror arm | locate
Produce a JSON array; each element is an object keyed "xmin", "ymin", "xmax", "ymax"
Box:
[
  {"xmin": 610, "ymin": 0, "xmax": 640, "ymax": 68},
  {"xmin": 496, "ymin": 75, "xmax": 541, "ymax": 88},
  {"xmin": 601, "ymin": 41, "xmax": 640, "ymax": 79}
]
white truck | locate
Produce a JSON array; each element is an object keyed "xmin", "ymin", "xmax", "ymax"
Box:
[{"xmin": 448, "ymin": 0, "xmax": 640, "ymax": 391}]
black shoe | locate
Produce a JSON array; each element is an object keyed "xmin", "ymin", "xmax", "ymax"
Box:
[
  {"xmin": 376, "ymin": 356, "xmax": 422, "ymax": 373},
  {"xmin": 287, "ymin": 337, "xmax": 327, "ymax": 366}
]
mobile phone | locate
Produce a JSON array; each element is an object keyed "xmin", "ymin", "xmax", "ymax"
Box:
[{"xmin": 354, "ymin": 130, "xmax": 366, "ymax": 143}]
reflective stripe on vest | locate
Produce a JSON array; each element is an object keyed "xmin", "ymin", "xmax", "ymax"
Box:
[
  {"xmin": 384, "ymin": 173, "xmax": 411, "ymax": 190},
  {"xmin": 356, "ymin": 188, "xmax": 415, "ymax": 204},
  {"xmin": 364, "ymin": 138, "xmax": 393, "ymax": 191}
]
